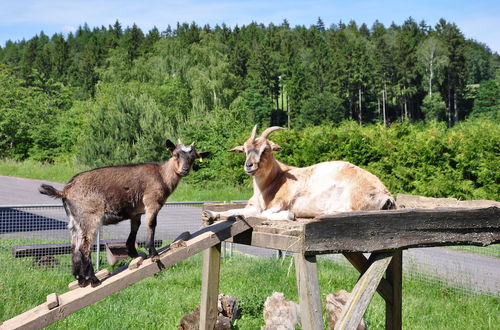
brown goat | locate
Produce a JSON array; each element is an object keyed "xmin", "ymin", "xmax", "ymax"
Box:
[
  {"xmin": 204, "ymin": 125, "xmax": 395, "ymax": 222},
  {"xmin": 39, "ymin": 140, "xmax": 209, "ymax": 287}
]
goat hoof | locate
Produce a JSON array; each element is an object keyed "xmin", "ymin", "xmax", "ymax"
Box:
[
  {"xmin": 128, "ymin": 250, "xmax": 139, "ymax": 258},
  {"xmin": 151, "ymin": 255, "xmax": 160, "ymax": 262},
  {"xmin": 202, "ymin": 210, "xmax": 219, "ymax": 222},
  {"xmin": 78, "ymin": 277, "xmax": 89, "ymax": 288},
  {"xmin": 90, "ymin": 277, "xmax": 101, "ymax": 287}
]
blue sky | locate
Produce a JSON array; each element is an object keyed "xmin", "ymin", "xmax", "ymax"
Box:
[{"xmin": 1, "ymin": 0, "xmax": 499, "ymax": 53}]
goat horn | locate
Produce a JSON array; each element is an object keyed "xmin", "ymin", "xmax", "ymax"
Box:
[
  {"xmin": 190, "ymin": 142, "xmax": 195, "ymax": 147},
  {"xmin": 260, "ymin": 126, "xmax": 284, "ymax": 140},
  {"xmin": 178, "ymin": 138, "xmax": 183, "ymax": 145},
  {"xmin": 250, "ymin": 125, "xmax": 258, "ymax": 141}
]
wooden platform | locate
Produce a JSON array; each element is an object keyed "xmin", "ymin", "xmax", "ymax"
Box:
[
  {"xmin": 218, "ymin": 204, "xmax": 500, "ymax": 255},
  {"xmin": 202, "ymin": 197, "xmax": 500, "ymax": 330}
]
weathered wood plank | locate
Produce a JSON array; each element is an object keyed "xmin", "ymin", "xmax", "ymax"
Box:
[
  {"xmin": 0, "ymin": 218, "xmax": 261, "ymax": 330},
  {"xmin": 199, "ymin": 244, "xmax": 221, "ymax": 330},
  {"xmin": 306, "ymin": 207, "xmax": 500, "ymax": 253},
  {"xmin": 294, "ymin": 253, "xmax": 323, "ymax": 330},
  {"xmin": 386, "ymin": 250, "xmax": 403, "ymax": 330},
  {"xmin": 335, "ymin": 253, "xmax": 393, "ymax": 330},
  {"xmin": 202, "ymin": 203, "xmax": 247, "ymax": 212},
  {"xmin": 342, "ymin": 252, "xmax": 393, "ymax": 303},
  {"xmin": 228, "ymin": 231, "xmax": 303, "ymax": 253}
]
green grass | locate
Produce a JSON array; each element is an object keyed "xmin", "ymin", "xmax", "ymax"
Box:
[
  {"xmin": 447, "ymin": 245, "xmax": 500, "ymax": 258},
  {"xmin": 0, "ymin": 158, "xmax": 88, "ymax": 184},
  {"xmin": 0, "ymin": 240, "xmax": 498, "ymax": 329}
]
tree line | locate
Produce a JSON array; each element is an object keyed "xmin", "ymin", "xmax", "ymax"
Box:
[{"xmin": 0, "ymin": 18, "xmax": 498, "ymax": 185}]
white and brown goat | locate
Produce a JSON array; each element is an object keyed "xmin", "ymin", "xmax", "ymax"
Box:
[
  {"xmin": 204, "ymin": 126, "xmax": 395, "ymax": 222},
  {"xmin": 40, "ymin": 140, "xmax": 209, "ymax": 287}
]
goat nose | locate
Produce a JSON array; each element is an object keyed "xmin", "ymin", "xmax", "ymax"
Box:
[{"xmin": 246, "ymin": 162, "xmax": 254, "ymax": 169}]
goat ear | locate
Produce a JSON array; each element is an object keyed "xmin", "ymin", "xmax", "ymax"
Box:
[
  {"xmin": 270, "ymin": 142, "xmax": 282, "ymax": 152},
  {"xmin": 197, "ymin": 151, "xmax": 211, "ymax": 160},
  {"xmin": 166, "ymin": 139, "xmax": 176, "ymax": 153},
  {"xmin": 228, "ymin": 146, "xmax": 244, "ymax": 153}
]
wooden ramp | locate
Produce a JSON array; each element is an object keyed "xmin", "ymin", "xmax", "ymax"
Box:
[{"xmin": 0, "ymin": 217, "xmax": 261, "ymax": 330}]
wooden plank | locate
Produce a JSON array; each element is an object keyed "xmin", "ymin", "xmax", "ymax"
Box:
[
  {"xmin": 305, "ymin": 207, "xmax": 500, "ymax": 253},
  {"xmin": 12, "ymin": 240, "xmax": 163, "ymax": 258},
  {"xmin": 335, "ymin": 253, "xmax": 393, "ymax": 330},
  {"xmin": 294, "ymin": 253, "xmax": 323, "ymax": 330},
  {"xmin": 396, "ymin": 194, "xmax": 500, "ymax": 209},
  {"xmin": 229, "ymin": 231, "xmax": 303, "ymax": 253},
  {"xmin": 386, "ymin": 250, "xmax": 403, "ymax": 330},
  {"xmin": 46, "ymin": 294, "xmax": 59, "ymax": 310},
  {"xmin": 0, "ymin": 218, "xmax": 261, "ymax": 330},
  {"xmin": 203, "ymin": 203, "xmax": 247, "ymax": 212},
  {"xmin": 343, "ymin": 252, "xmax": 393, "ymax": 303},
  {"xmin": 199, "ymin": 244, "xmax": 221, "ymax": 330}
]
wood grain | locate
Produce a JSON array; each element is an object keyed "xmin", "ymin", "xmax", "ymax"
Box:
[{"xmin": 335, "ymin": 253, "xmax": 393, "ymax": 330}]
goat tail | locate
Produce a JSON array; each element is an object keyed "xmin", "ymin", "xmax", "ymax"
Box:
[
  {"xmin": 39, "ymin": 184, "xmax": 64, "ymax": 199},
  {"xmin": 381, "ymin": 196, "xmax": 397, "ymax": 210}
]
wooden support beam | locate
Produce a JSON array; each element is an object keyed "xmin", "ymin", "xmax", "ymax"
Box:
[
  {"xmin": 294, "ymin": 253, "xmax": 323, "ymax": 330},
  {"xmin": 229, "ymin": 231, "xmax": 302, "ymax": 253},
  {"xmin": 199, "ymin": 244, "xmax": 221, "ymax": 330},
  {"xmin": 335, "ymin": 252, "xmax": 393, "ymax": 330},
  {"xmin": 0, "ymin": 218, "xmax": 261, "ymax": 330},
  {"xmin": 386, "ymin": 250, "xmax": 403, "ymax": 330},
  {"xmin": 343, "ymin": 252, "xmax": 393, "ymax": 302}
]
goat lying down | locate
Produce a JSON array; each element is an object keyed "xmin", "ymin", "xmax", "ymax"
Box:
[
  {"xmin": 204, "ymin": 126, "xmax": 395, "ymax": 222},
  {"xmin": 40, "ymin": 140, "xmax": 209, "ymax": 287}
]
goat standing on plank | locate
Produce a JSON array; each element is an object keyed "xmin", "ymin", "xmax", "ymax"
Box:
[
  {"xmin": 204, "ymin": 126, "xmax": 395, "ymax": 222},
  {"xmin": 39, "ymin": 140, "xmax": 210, "ymax": 287}
]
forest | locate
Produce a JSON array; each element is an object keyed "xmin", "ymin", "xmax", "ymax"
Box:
[{"xmin": 0, "ymin": 18, "xmax": 498, "ymax": 200}]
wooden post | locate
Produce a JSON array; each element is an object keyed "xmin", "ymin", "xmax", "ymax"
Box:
[
  {"xmin": 294, "ymin": 253, "xmax": 323, "ymax": 330},
  {"xmin": 335, "ymin": 252, "xmax": 393, "ymax": 330},
  {"xmin": 386, "ymin": 250, "xmax": 402, "ymax": 330},
  {"xmin": 343, "ymin": 252, "xmax": 393, "ymax": 302},
  {"xmin": 199, "ymin": 244, "xmax": 221, "ymax": 330}
]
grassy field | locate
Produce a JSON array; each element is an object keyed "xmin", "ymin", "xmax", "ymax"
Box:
[{"xmin": 0, "ymin": 239, "xmax": 498, "ymax": 329}]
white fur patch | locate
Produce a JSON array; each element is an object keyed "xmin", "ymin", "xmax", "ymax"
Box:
[{"xmin": 181, "ymin": 145, "xmax": 192, "ymax": 152}]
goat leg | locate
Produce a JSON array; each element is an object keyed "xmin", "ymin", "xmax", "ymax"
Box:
[
  {"xmin": 126, "ymin": 215, "xmax": 142, "ymax": 258},
  {"xmin": 145, "ymin": 212, "xmax": 159, "ymax": 261}
]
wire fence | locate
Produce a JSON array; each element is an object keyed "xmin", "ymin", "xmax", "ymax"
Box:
[{"xmin": 0, "ymin": 203, "xmax": 498, "ymax": 297}]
